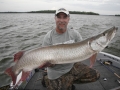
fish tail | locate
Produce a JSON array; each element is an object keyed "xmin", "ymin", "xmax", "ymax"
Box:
[
  {"xmin": 21, "ymin": 71, "xmax": 30, "ymax": 81},
  {"xmin": 5, "ymin": 67, "xmax": 30, "ymax": 86},
  {"xmin": 5, "ymin": 67, "xmax": 16, "ymax": 85}
]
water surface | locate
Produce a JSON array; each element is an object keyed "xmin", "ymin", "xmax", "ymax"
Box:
[{"xmin": 0, "ymin": 13, "xmax": 120, "ymax": 86}]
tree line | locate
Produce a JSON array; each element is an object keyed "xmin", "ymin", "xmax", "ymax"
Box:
[{"xmin": 28, "ymin": 10, "xmax": 99, "ymax": 15}]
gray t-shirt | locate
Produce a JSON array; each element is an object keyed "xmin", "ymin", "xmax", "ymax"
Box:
[{"xmin": 42, "ymin": 28, "xmax": 82, "ymax": 79}]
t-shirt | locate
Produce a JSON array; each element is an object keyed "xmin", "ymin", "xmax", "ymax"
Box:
[{"xmin": 42, "ymin": 28, "xmax": 82, "ymax": 79}]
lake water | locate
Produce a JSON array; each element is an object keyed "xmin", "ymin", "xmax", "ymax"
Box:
[{"xmin": 0, "ymin": 13, "xmax": 120, "ymax": 87}]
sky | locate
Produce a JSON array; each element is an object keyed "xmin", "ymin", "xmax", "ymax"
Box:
[{"xmin": 0, "ymin": 0, "xmax": 120, "ymax": 15}]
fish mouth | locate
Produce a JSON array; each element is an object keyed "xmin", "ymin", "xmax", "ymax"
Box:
[
  {"xmin": 106, "ymin": 27, "xmax": 117, "ymax": 41},
  {"xmin": 96, "ymin": 42, "xmax": 104, "ymax": 48}
]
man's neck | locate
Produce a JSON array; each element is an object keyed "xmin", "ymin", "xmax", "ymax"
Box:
[{"xmin": 56, "ymin": 28, "xmax": 67, "ymax": 34}]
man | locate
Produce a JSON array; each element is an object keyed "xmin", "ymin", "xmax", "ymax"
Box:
[
  {"xmin": 41, "ymin": 8, "xmax": 100, "ymax": 90},
  {"xmin": 14, "ymin": 8, "xmax": 100, "ymax": 90}
]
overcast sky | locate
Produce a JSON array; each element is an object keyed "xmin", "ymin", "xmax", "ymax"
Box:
[{"xmin": 0, "ymin": 0, "xmax": 120, "ymax": 15}]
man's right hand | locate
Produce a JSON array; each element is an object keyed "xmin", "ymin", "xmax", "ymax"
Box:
[
  {"xmin": 48, "ymin": 64, "xmax": 55, "ymax": 67},
  {"xmin": 14, "ymin": 51, "xmax": 24, "ymax": 62}
]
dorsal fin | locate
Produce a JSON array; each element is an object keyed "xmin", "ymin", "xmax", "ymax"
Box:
[{"xmin": 14, "ymin": 51, "xmax": 24, "ymax": 62}]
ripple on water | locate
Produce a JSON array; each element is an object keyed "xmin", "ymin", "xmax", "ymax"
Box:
[{"xmin": 0, "ymin": 25, "xmax": 14, "ymax": 29}]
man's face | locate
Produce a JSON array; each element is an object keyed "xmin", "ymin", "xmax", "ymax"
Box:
[{"xmin": 55, "ymin": 12, "xmax": 70, "ymax": 32}]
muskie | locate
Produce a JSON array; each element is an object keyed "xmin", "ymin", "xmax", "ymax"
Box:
[{"xmin": 5, "ymin": 26, "xmax": 117, "ymax": 85}]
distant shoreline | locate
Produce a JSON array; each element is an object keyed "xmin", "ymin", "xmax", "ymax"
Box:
[
  {"xmin": 0, "ymin": 10, "xmax": 99, "ymax": 15},
  {"xmin": 0, "ymin": 10, "xmax": 119, "ymax": 16},
  {"xmin": 115, "ymin": 15, "xmax": 120, "ymax": 16}
]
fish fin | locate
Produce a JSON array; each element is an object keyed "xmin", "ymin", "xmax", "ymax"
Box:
[
  {"xmin": 21, "ymin": 71, "xmax": 30, "ymax": 81},
  {"xmin": 39, "ymin": 62, "xmax": 52, "ymax": 69},
  {"xmin": 14, "ymin": 51, "xmax": 24, "ymax": 62},
  {"xmin": 5, "ymin": 67, "xmax": 16, "ymax": 85}
]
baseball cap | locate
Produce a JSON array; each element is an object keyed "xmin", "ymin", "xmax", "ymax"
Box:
[{"xmin": 55, "ymin": 8, "xmax": 69, "ymax": 16}]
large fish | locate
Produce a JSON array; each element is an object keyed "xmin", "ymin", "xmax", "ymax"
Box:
[{"xmin": 5, "ymin": 26, "xmax": 117, "ymax": 86}]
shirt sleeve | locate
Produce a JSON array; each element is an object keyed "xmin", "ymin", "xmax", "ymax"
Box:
[{"xmin": 74, "ymin": 30, "xmax": 83, "ymax": 42}]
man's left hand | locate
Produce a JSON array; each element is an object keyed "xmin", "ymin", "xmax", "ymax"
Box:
[{"xmin": 89, "ymin": 53, "xmax": 97, "ymax": 68}]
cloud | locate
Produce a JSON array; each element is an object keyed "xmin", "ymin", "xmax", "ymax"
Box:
[
  {"xmin": 0, "ymin": 0, "xmax": 120, "ymax": 14},
  {"xmin": 63, "ymin": 0, "xmax": 120, "ymax": 12},
  {"xmin": 51, "ymin": 7, "xmax": 57, "ymax": 10}
]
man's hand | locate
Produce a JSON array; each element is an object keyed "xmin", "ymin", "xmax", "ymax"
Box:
[
  {"xmin": 89, "ymin": 53, "xmax": 97, "ymax": 68},
  {"xmin": 14, "ymin": 51, "xmax": 24, "ymax": 62},
  {"xmin": 48, "ymin": 64, "xmax": 55, "ymax": 67}
]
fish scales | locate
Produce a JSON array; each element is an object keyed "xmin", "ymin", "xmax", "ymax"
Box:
[{"xmin": 14, "ymin": 41, "xmax": 95, "ymax": 74}]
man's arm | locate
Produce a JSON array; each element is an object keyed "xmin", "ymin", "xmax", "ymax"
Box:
[{"xmin": 89, "ymin": 53, "xmax": 97, "ymax": 68}]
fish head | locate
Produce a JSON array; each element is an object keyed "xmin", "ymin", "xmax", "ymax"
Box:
[
  {"xmin": 103, "ymin": 26, "xmax": 117, "ymax": 42},
  {"xmin": 90, "ymin": 27, "xmax": 117, "ymax": 51}
]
